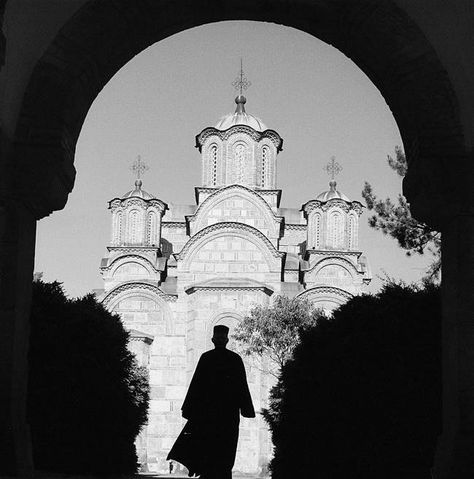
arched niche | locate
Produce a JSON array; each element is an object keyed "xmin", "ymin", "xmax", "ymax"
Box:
[
  {"xmin": 230, "ymin": 139, "xmax": 250, "ymax": 185},
  {"xmin": 112, "ymin": 261, "xmax": 151, "ymax": 281},
  {"xmin": 104, "ymin": 254, "xmax": 158, "ymax": 281},
  {"xmin": 206, "ymin": 310, "xmax": 244, "ymax": 351},
  {"xmin": 102, "ymin": 282, "xmax": 175, "ymax": 335},
  {"xmin": 296, "ymin": 285, "xmax": 353, "ymax": 313},
  {"xmin": 315, "ymin": 263, "xmax": 354, "ymax": 286},
  {"xmin": 305, "ymin": 256, "xmax": 359, "ymax": 283},
  {"xmin": 327, "ymin": 208, "xmax": 345, "ymax": 249}
]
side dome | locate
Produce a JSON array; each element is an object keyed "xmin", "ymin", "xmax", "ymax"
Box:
[
  {"xmin": 215, "ymin": 94, "xmax": 267, "ymax": 132},
  {"xmin": 122, "ymin": 179, "xmax": 155, "ymax": 200},
  {"xmin": 316, "ymin": 181, "xmax": 350, "ymax": 202}
]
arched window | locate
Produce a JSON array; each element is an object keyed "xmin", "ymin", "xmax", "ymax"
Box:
[
  {"xmin": 210, "ymin": 144, "xmax": 218, "ymax": 186},
  {"xmin": 234, "ymin": 143, "xmax": 246, "ymax": 184},
  {"xmin": 147, "ymin": 211, "xmax": 158, "ymax": 245},
  {"xmin": 328, "ymin": 211, "xmax": 344, "ymax": 248},
  {"xmin": 128, "ymin": 209, "xmax": 139, "ymax": 244},
  {"xmin": 261, "ymin": 146, "xmax": 269, "ymax": 187},
  {"xmin": 112, "ymin": 211, "xmax": 122, "ymax": 245},
  {"xmin": 310, "ymin": 213, "xmax": 321, "ymax": 248},
  {"xmin": 348, "ymin": 214, "xmax": 358, "ymax": 249}
]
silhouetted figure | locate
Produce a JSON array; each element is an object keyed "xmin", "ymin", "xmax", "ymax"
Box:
[{"xmin": 168, "ymin": 325, "xmax": 255, "ymax": 479}]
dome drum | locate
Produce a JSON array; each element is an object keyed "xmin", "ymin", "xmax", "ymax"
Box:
[{"xmin": 196, "ymin": 95, "xmax": 282, "ymax": 190}]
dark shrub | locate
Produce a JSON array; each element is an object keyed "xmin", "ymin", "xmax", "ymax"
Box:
[
  {"xmin": 265, "ymin": 283, "xmax": 441, "ymax": 479},
  {"xmin": 28, "ymin": 281, "xmax": 149, "ymax": 474}
]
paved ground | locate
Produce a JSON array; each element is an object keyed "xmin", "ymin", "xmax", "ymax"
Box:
[
  {"xmin": 149, "ymin": 475, "xmax": 265, "ymax": 478},
  {"xmin": 30, "ymin": 474, "xmax": 265, "ymax": 479},
  {"xmin": 28, "ymin": 471, "xmax": 266, "ymax": 479},
  {"xmin": 147, "ymin": 474, "xmax": 265, "ymax": 478}
]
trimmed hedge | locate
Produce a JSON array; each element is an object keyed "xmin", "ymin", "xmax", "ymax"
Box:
[
  {"xmin": 265, "ymin": 283, "xmax": 441, "ymax": 479},
  {"xmin": 28, "ymin": 281, "xmax": 149, "ymax": 474}
]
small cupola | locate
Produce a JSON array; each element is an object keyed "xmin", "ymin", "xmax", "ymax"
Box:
[
  {"xmin": 108, "ymin": 157, "xmax": 167, "ymax": 247},
  {"xmin": 303, "ymin": 158, "xmax": 363, "ymax": 251}
]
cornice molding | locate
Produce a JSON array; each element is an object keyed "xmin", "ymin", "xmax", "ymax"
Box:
[
  {"xmin": 194, "ymin": 187, "xmax": 283, "ymax": 207},
  {"xmin": 297, "ymin": 285, "xmax": 353, "ymax": 301},
  {"xmin": 303, "ymin": 255, "xmax": 360, "ymax": 275},
  {"xmin": 185, "ymin": 284, "xmax": 274, "ymax": 295},
  {"xmin": 162, "ymin": 221, "xmax": 187, "ymax": 228},
  {"xmin": 255, "ymin": 189, "xmax": 283, "ymax": 208},
  {"xmin": 109, "ymin": 197, "xmax": 167, "ymax": 211},
  {"xmin": 100, "ymin": 254, "xmax": 163, "ymax": 273},
  {"xmin": 284, "ymin": 223, "xmax": 307, "ymax": 231},
  {"xmin": 129, "ymin": 330, "xmax": 154, "ymax": 345},
  {"xmin": 129, "ymin": 336, "xmax": 154, "ymax": 344},
  {"xmin": 302, "ymin": 199, "xmax": 363, "ymax": 215},
  {"xmin": 107, "ymin": 246, "xmax": 161, "ymax": 255},
  {"xmin": 306, "ymin": 249, "xmax": 362, "ymax": 258},
  {"xmin": 101, "ymin": 281, "xmax": 177, "ymax": 307},
  {"xmin": 196, "ymin": 126, "xmax": 282, "ymax": 152}
]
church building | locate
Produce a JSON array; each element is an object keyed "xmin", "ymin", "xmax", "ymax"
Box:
[{"xmin": 98, "ymin": 89, "xmax": 371, "ymax": 474}]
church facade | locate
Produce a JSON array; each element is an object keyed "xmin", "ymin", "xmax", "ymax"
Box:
[{"xmin": 98, "ymin": 93, "xmax": 371, "ymax": 474}]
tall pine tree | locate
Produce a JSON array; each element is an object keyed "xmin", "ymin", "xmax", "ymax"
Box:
[{"xmin": 362, "ymin": 146, "xmax": 441, "ymax": 281}]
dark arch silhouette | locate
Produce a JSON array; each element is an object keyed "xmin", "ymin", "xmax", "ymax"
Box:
[
  {"xmin": 4, "ymin": 1, "xmax": 472, "ymax": 477},
  {"xmin": 12, "ymin": 0, "xmax": 464, "ymax": 228}
]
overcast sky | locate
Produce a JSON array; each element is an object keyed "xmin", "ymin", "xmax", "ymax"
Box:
[{"xmin": 34, "ymin": 21, "xmax": 433, "ymax": 298}]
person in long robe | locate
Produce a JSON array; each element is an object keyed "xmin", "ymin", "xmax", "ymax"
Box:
[{"xmin": 168, "ymin": 325, "xmax": 255, "ymax": 479}]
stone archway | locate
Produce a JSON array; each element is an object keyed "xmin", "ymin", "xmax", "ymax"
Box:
[{"xmin": 2, "ymin": 1, "xmax": 472, "ymax": 477}]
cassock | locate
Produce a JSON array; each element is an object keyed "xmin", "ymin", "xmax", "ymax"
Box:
[{"xmin": 167, "ymin": 347, "xmax": 255, "ymax": 478}]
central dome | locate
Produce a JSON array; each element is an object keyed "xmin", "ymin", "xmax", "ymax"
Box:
[{"xmin": 215, "ymin": 95, "xmax": 267, "ymax": 132}]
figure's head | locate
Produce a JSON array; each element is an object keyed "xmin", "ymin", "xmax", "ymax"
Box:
[{"xmin": 212, "ymin": 325, "xmax": 229, "ymax": 349}]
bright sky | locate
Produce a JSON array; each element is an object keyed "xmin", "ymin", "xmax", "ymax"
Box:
[{"xmin": 34, "ymin": 21, "xmax": 433, "ymax": 298}]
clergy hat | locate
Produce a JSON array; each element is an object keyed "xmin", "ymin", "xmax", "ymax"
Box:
[{"xmin": 213, "ymin": 325, "xmax": 229, "ymax": 336}]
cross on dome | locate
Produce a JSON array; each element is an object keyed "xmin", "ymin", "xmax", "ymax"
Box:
[
  {"xmin": 316, "ymin": 156, "xmax": 350, "ymax": 201},
  {"xmin": 324, "ymin": 156, "xmax": 343, "ymax": 181},
  {"xmin": 119, "ymin": 155, "xmax": 155, "ymax": 200},
  {"xmin": 213, "ymin": 63, "xmax": 267, "ymax": 131},
  {"xmin": 130, "ymin": 155, "xmax": 149, "ymax": 188},
  {"xmin": 231, "ymin": 58, "xmax": 251, "ymax": 95}
]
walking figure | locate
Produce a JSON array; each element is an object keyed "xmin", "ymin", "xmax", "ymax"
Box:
[{"xmin": 168, "ymin": 325, "xmax": 255, "ymax": 478}]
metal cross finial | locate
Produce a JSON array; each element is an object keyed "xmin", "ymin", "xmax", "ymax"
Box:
[
  {"xmin": 130, "ymin": 155, "xmax": 149, "ymax": 180},
  {"xmin": 231, "ymin": 58, "xmax": 251, "ymax": 95},
  {"xmin": 324, "ymin": 156, "xmax": 343, "ymax": 180}
]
